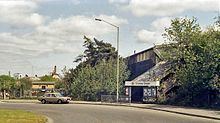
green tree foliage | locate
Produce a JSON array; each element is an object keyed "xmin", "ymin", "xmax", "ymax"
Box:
[
  {"xmin": 63, "ymin": 36, "xmax": 130, "ymax": 101},
  {"xmin": 163, "ymin": 17, "xmax": 220, "ymax": 107},
  {"xmin": 71, "ymin": 58, "xmax": 129, "ymax": 101},
  {"xmin": 19, "ymin": 78, "xmax": 32, "ymax": 91},
  {"xmin": 214, "ymin": 15, "xmax": 220, "ymax": 27},
  {"xmin": 0, "ymin": 75, "xmax": 16, "ymax": 94},
  {"xmin": 17, "ymin": 77, "xmax": 32, "ymax": 97},
  {"xmin": 54, "ymin": 81, "xmax": 65, "ymax": 89},
  {"xmin": 40, "ymin": 75, "xmax": 57, "ymax": 82},
  {"xmin": 40, "ymin": 75, "xmax": 62, "ymax": 90},
  {"xmin": 62, "ymin": 68, "xmax": 75, "ymax": 94},
  {"xmin": 74, "ymin": 36, "xmax": 117, "ymax": 66}
]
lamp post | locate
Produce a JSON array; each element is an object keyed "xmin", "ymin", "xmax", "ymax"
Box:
[{"xmin": 95, "ymin": 18, "xmax": 120, "ymax": 103}]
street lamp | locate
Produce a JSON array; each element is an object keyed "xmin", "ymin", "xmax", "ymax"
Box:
[{"xmin": 95, "ymin": 18, "xmax": 120, "ymax": 103}]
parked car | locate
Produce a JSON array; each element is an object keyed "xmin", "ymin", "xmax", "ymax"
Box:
[{"xmin": 38, "ymin": 92, "xmax": 71, "ymax": 104}]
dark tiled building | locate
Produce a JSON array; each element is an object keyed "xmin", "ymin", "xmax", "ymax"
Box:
[
  {"xmin": 127, "ymin": 47, "xmax": 160, "ymax": 80},
  {"xmin": 125, "ymin": 46, "xmax": 167, "ymax": 102}
]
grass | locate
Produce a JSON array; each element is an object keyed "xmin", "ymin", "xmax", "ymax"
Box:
[{"xmin": 0, "ymin": 109, "xmax": 47, "ymax": 123}]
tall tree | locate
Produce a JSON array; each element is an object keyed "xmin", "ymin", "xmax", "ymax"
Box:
[
  {"xmin": 71, "ymin": 58, "xmax": 129, "ymax": 101},
  {"xmin": 63, "ymin": 36, "xmax": 129, "ymax": 101},
  {"xmin": 74, "ymin": 36, "xmax": 117, "ymax": 66},
  {"xmin": 162, "ymin": 17, "xmax": 220, "ymax": 107},
  {"xmin": 0, "ymin": 75, "xmax": 16, "ymax": 97}
]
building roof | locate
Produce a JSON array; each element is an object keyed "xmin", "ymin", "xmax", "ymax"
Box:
[
  {"xmin": 134, "ymin": 61, "xmax": 170, "ymax": 81},
  {"xmin": 32, "ymin": 81, "xmax": 55, "ymax": 85},
  {"xmin": 126, "ymin": 45, "xmax": 164, "ymax": 59},
  {"xmin": 126, "ymin": 46, "xmax": 154, "ymax": 58},
  {"xmin": 30, "ymin": 77, "xmax": 40, "ymax": 81},
  {"xmin": 125, "ymin": 61, "xmax": 171, "ymax": 86}
]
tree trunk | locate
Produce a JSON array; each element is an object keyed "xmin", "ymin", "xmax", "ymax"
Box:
[{"xmin": 3, "ymin": 90, "xmax": 6, "ymax": 100}]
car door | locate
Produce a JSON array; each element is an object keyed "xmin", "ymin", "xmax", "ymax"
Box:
[
  {"xmin": 50, "ymin": 94, "xmax": 58, "ymax": 103},
  {"xmin": 43, "ymin": 93, "xmax": 51, "ymax": 102}
]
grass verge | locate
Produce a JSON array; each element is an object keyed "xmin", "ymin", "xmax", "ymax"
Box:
[{"xmin": 0, "ymin": 109, "xmax": 47, "ymax": 123}]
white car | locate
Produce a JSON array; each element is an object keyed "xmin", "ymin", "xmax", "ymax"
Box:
[{"xmin": 38, "ymin": 93, "xmax": 71, "ymax": 104}]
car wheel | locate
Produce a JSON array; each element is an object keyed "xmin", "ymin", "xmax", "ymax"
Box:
[
  {"xmin": 41, "ymin": 99, "xmax": 46, "ymax": 104},
  {"xmin": 57, "ymin": 99, "xmax": 62, "ymax": 104}
]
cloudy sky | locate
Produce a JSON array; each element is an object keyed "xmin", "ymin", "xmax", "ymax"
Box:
[{"xmin": 0, "ymin": 0, "xmax": 219, "ymax": 76}]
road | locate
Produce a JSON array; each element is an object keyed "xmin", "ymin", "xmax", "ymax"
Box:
[{"xmin": 0, "ymin": 103, "xmax": 219, "ymax": 123}]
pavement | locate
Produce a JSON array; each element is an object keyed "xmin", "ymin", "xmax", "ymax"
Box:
[
  {"xmin": 72, "ymin": 101, "xmax": 220, "ymax": 120},
  {"xmin": 0, "ymin": 99, "xmax": 220, "ymax": 122}
]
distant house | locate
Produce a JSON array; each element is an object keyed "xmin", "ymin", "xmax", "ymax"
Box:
[
  {"xmin": 13, "ymin": 73, "xmax": 22, "ymax": 79},
  {"xmin": 31, "ymin": 81, "xmax": 55, "ymax": 96},
  {"xmin": 30, "ymin": 75, "xmax": 40, "ymax": 81},
  {"xmin": 30, "ymin": 66, "xmax": 62, "ymax": 96}
]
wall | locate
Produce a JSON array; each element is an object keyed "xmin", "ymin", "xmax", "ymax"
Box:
[
  {"xmin": 32, "ymin": 84, "xmax": 55, "ymax": 89},
  {"xmin": 127, "ymin": 48, "xmax": 157, "ymax": 80}
]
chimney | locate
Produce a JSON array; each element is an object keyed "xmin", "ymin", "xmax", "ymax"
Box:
[
  {"xmin": 54, "ymin": 66, "xmax": 57, "ymax": 74},
  {"xmin": 8, "ymin": 71, "xmax": 11, "ymax": 77},
  {"xmin": 134, "ymin": 50, "xmax": 136, "ymax": 54},
  {"xmin": 52, "ymin": 66, "xmax": 57, "ymax": 76}
]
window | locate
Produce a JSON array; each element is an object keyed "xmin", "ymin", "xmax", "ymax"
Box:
[
  {"xmin": 140, "ymin": 54, "xmax": 143, "ymax": 61},
  {"xmin": 42, "ymin": 86, "xmax": 46, "ymax": 89},
  {"xmin": 143, "ymin": 53, "xmax": 146, "ymax": 60},
  {"xmin": 55, "ymin": 93, "xmax": 63, "ymax": 97},
  {"xmin": 45, "ymin": 94, "xmax": 50, "ymax": 97},
  {"xmin": 145, "ymin": 52, "xmax": 149, "ymax": 59},
  {"xmin": 136, "ymin": 55, "xmax": 140, "ymax": 62},
  {"xmin": 143, "ymin": 87, "xmax": 157, "ymax": 97}
]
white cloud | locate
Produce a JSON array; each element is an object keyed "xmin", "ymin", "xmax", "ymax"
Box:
[
  {"xmin": 98, "ymin": 15, "xmax": 128, "ymax": 24},
  {"xmin": 0, "ymin": 0, "xmax": 37, "ymax": 7},
  {"xmin": 124, "ymin": 0, "xmax": 219, "ymax": 16},
  {"xmin": 0, "ymin": 1, "xmax": 129, "ymax": 58},
  {"xmin": 0, "ymin": 15, "xmax": 127, "ymax": 57},
  {"xmin": 137, "ymin": 17, "xmax": 171, "ymax": 44},
  {"xmin": 137, "ymin": 30, "xmax": 157, "ymax": 42},
  {"xmin": 71, "ymin": 0, "xmax": 80, "ymax": 5},
  {"xmin": 0, "ymin": 52, "xmax": 33, "ymax": 74},
  {"xmin": 0, "ymin": 0, "xmax": 45, "ymax": 27},
  {"xmin": 109, "ymin": 0, "xmax": 129, "ymax": 4},
  {"xmin": 151, "ymin": 17, "xmax": 172, "ymax": 31},
  {"xmin": 0, "ymin": 13, "xmax": 127, "ymax": 74}
]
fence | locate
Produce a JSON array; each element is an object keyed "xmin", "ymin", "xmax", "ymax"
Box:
[{"xmin": 101, "ymin": 95, "xmax": 131, "ymax": 103}]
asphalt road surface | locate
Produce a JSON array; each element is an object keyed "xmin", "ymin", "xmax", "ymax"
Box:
[{"xmin": 0, "ymin": 103, "xmax": 219, "ymax": 123}]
